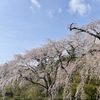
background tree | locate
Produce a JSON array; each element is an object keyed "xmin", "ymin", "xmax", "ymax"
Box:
[{"xmin": 14, "ymin": 40, "xmax": 66, "ymax": 100}]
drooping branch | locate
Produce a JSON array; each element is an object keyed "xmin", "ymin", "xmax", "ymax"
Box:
[
  {"xmin": 69, "ymin": 23, "xmax": 100, "ymax": 40},
  {"xmin": 18, "ymin": 70, "xmax": 47, "ymax": 89},
  {"xmin": 24, "ymin": 77, "xmax": 47, "ymax": 89}
]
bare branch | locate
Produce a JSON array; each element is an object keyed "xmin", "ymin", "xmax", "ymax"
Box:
[{"xmin": 69, "ymin": 23, "xmax": 100, "ymax": 40}]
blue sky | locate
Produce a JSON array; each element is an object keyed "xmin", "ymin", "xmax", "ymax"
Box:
[{"xmin": 0, "ymin": 0, "xmax": 100, "ymax": 64}]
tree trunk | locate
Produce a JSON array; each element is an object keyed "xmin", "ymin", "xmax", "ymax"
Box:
[
  {"xmin": 48, "ymin": 93, "xmax": 53, "ymax": 100},
  {"xmin": 48, "ymin": 89, "xmax": 54, "ymax": 100}
]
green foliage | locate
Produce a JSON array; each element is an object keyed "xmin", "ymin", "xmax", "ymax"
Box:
[
  {"xmin": 55, "ymin": 86, "xmax": 63, "ymax": 100},
  {"xmin": 67, "ymin": 69, "xmax": 100, "ymax": 100},
  {"xmin": 60, "ymin": 56, "xmax": 68, "ymax": 61},
  {"xmin": 0, "ymin": 82, "xmax": 65, "ymax": 100},
  {"xmin": 70, "ymin": 70, "xmax": 81, "ymax": 98},
  {"xmin": 84, "ymin": 75, "xmax": 100, "ymax": 100},
  {"xmin": 0, "ymin": 83, "xmax": 48, "ymax": 100},
  {"xmin": 84, "ymin": 84, "xmax": 97, "ymax": 100},
  {"xmin": 61, "ymin": 55, "xmax": 77, "ymax": 62}
]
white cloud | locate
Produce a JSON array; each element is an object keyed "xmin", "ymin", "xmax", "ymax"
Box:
[
  {"xmin": 29, "ymin": 6, "xmax": 36, "ymax": 13},
  {"xmin": 68, "ymin": 0, "xmax": 91, "ymax": 16},
  {"xmin": 46, "ymin": 9, "xmax": 54, "ymax": 18},
  {"xmin": 58, "ymin": 8, "xmax": 62, "ymax": 13},
  {"xmin": 30, "ymin": 0, "xmax": 41, "ymax": 8}
]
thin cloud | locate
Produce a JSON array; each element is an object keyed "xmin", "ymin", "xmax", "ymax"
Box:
[
  {"xmin": 68, "ymin": 0, "xmax": 91, "ymax": 16},
  {"xmin": 46, "ymin": 9, "xmax": 54, "ymax": 18},
  {"xmin": 29, "ymin": 6, "xmax": 36, "ymax": 13},
  {"xmin": 30, "ymin": 0, "xmax": 41, "ymax": 8},
  {"xmin": 58, "ymin": 8, "xmax": 62, "ymax": 13}
]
